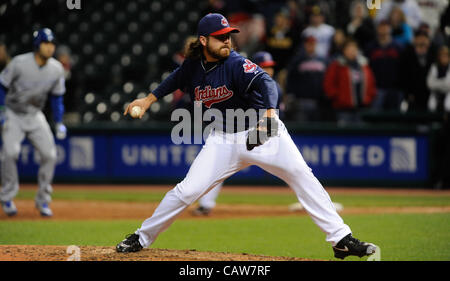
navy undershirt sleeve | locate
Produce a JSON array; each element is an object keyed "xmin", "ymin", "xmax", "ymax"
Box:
[
  {"xmin": 153, "ymin": 64, "xmax": 187, "ymax": 99},
  {"xmin": 250, "ymin": 73, "xmax": 278, "ymax": 109}
]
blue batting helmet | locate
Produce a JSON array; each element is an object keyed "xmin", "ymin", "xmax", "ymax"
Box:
[
  {"xmin": 252, "ymin": 51, "xmax": 275, "ymax": 67},
  {"xmin": 33, "ymin": 28, "xmax": 55, "ymax": 49}
]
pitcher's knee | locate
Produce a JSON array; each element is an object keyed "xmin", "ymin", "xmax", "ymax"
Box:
[
  {"xmin": 2, "ymin": 147, "xmax": 20, "ymax": 161},
  {"xmin": 173, "ymin": 182, "xmax": 207, "ymax": 205}
]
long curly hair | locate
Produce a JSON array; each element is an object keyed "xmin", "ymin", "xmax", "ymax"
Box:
[{"xmin": 185, "ymin": 37, "xmax": 203, "ymax": 60}]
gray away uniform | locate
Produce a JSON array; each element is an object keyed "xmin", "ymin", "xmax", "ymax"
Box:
[{"xmin": 0, "ymin": 52, "xmax": 65, "ymax": 204}]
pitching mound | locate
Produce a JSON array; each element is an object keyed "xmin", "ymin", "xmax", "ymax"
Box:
[{"xmin": 0, "ymin": 245, "xmax": 316, "ymax": 261}]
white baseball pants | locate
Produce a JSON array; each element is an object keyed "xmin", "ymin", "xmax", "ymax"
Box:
[
  {"xmin": 137, "ymin": 121, "xmax": 351, "ymax": 247},
  {"xmin": 198, "ymin": 182, "xmax": 222, "ymax": 209}
]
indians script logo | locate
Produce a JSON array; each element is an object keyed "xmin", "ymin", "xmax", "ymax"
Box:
[
  {"xmin": 243, "ymin": 59, "xmax": 258, "ymax": 73},
  {"xmin": 390, "ymin": 138, "xmax": 417, "ymax": 172},
  {"xmin": 194, "ymin": 85, "xmax": 234, "ymax": 108}
]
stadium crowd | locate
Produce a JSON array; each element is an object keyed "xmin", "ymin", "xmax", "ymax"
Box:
[
  {"xmin": 197, "ymin": 0, "xmax": 450, "ymax": 124},
  {"xmin": 0, "ymin": 0, "xmax": 449, "ymax": 188},
  {"xmin": 0, "ymin": 0, "xmax": 449, "ymax": 124}
]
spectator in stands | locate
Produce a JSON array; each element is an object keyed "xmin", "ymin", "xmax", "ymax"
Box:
[
  {"xmin": 323, "ymin": 39, "xmax": 377, "ymax": 125},
  {"xmin": 286, "ymin": 0, "xmax": 307, "ymax": 37},
  {"xmin": 427, "ymin": 46, "xmax": 450, "ymax": 113},
  {"xmin": 398, "ymin": 30, "xmax": 434, "ymax": 112},
  {"xmin": 227, "ymin": 12, "xmax": 266, "ymax": 56},
  {"xmin": 417, "ymin": 22, "xmax": 447, "ymax": 50},
  {"xmin": 427, "ymin": 45, "xmax": 450, "ymax": 189},
  {"xmin": 265, "ymin": 8, "xmax": 299, "ymax": 73},
  {"xmin": 286, "ymin": 36, "xmax": 328, "ymax": 122},
  {"xmin": 346, "ymin": 0, "xmax": 375, "ymax": 50},
  {"xmin": 204, "ymin": 0, "xmax": 228, "ymax": 16},
  {"xmin": 301, "ymin": 7, "xmax": 335, "ymax": 59},
  {"xmin": 300, "ymin": 1, "xmax": 333, "ymax": 26},
  {"xmin": 388, "ymin": 6, "xmax": 414, "ymax": 47},
  {"xmin": 375, "ymin": 0, "xmax": 422, "ymax": 30},
  {"xmin": 56, "ymin": 45, "xmax": 72, "ymax": 80},
  {"xmin": 417, "ymin": 0, "xmax": 448, "ymax": 39},
  {"xmin": 328, "ymin": 29, "xmax": 346, "ymax": 59},
  {"xmin": 251, "ymin": 51, "xmax": 285, "ymax": 119},
  {"xmin": 55, "ymin": 45, "xmax": 77, "ymax": 116},
  {"xmin": 440, "ymin": 4, "xmax": 450, "ymax": 45},
  {"xmin": 0, "ymin": 42, "xmax": 10, "ymax": 72},
  {"xmin": 365, "ymin": 21, "xmax": 403, "ymax": 111}
]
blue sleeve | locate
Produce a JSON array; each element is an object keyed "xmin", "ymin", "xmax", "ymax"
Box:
[
  {"xmin": 50, "ymin": 95, "xmax": 65, "ymax": 123},
  {"xmin": 153, "ymin": 62, "xmax": 189, "ymax": 99},
  {"xmin": 0, "ymin": 82, "xmax": 6, "ymax": 107},
  {"xmin": 403, "ymin": 24, "xmax": 413, "ymax": 44},
  {"xmin": 250, "ymin": 73, "xmax": 279, "ymax": 109}
]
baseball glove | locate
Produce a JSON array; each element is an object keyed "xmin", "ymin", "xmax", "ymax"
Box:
[{"xmin": 246, "ymin": 116, "xmax": 278, "ymax": 151}]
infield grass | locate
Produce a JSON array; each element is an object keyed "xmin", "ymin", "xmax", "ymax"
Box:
[
  {"xmin": 3, "ymin": 187, "xmax": 450, "ymax": 261},
  {"xmin": 1, "ymin": 213, "xmax": 449, "ymax": 261},
  {"xmin": 14, "ymin": 188, "xmax": 450, "ymax": 207}
]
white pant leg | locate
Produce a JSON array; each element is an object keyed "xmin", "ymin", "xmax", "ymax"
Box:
[
  {"xmin": 0, "ymin": 109, "xmax": 25, "ymax": 202},
  {"xmin": 198, "ymin": 182, "xmax": 223, "ymax": 209},
  {"xmin": 242, "ymin": 123, "xmax": 351, "ymax": 246},
  {"xmin": 137, "ymin": 132, "xmax": 246, "ymax": 248},
  {"xmin": 27, "ymin": 112, "xmax": 57, "ymax": 205}
]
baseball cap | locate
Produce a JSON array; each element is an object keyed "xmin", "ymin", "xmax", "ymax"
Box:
[
  {"xmin": 197, "ymin": 13, "xmax": 240, "ymax": 37},
  {"xmin": 252, "ymin": 51, "xmax": 275, "ymax": 67}
]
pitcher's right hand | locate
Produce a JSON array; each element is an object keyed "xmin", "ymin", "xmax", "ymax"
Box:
[{"xmin": 124, "ymin": 93, "xmax": 157, "ymax": 119}]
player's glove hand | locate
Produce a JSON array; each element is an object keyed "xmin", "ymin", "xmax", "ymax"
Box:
[
  {"xmin": 246, "ymin": 116, "xmax": 278, "ymax": 151},
  {"xmin": 55, "ymin": 122, "xmax": 67, "ymax": 140}
]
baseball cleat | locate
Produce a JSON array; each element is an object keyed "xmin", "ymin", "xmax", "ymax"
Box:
[
  {"xmin": 333, "ymin": 234, "xmax": 377, "ymax": 259},
  {"xmin": 116, "ymin": 234, "xmax": 143, "ymax": 253},
  {"xmin": 1, "ymin": 201, "xmax": 18, "ymax": 217},
  {"xmin": 192, "ymin": 206, "xmax": 211, "ymax": 216},
  {"xmin": 35, "ymin": 202, "xmax": 53, "ymax": 217}
]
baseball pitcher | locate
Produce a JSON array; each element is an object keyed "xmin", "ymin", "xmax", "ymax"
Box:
[
  {"xmin": 0, "ymin": 28, "xmax": 67, "ymax": 217},
  {"xmin": 117, "ymin": 14, "xmax": 376, "ymax": 259},
  {"xmin": 192, "ymin": 51, "xmax": 283, "ymax": 216}
]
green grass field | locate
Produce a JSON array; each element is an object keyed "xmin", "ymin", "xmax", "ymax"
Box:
[
  {"xmin": 1, "ymin": 187, "xmax": 450, "ymax": 261},
  {"xmin": 13, "ymin": 188, "xmax": 450, "ymax": 207}
]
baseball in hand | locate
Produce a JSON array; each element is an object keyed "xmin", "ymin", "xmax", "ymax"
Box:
[{"xmin": 130, "ymin": 106, "xmax": 142, "ymax": 118}]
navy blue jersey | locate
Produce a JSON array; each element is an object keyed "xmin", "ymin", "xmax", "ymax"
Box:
[{"xmin": 153, "ymin": 51, "xmax": 278, "ymax": 132}]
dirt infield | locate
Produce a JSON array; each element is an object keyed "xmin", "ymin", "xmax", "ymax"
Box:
[
  {"xmin": 0, "ymin": 245, "xmax": 315, "ymax": 261},
  {"xmin": 1, "ymin": 185, "xmax": 449, "ymax": 261},
  {"xmin": 1, "ymin": 200, "xmax": 450, "ymax": 221}
]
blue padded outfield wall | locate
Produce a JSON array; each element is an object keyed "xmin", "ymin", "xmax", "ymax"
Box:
[{"xmin": 10, "ymin": 131, "xmax": 430, "ymax": 186}]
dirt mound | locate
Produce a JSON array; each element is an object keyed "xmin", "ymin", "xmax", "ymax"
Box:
[{"xmin": 0, "ymin": 245, "xmax": 315, "ymax": 261}]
